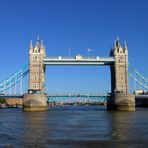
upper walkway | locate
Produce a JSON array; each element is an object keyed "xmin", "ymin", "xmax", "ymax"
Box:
[{"xmin": 43, "ymin": 55, "xmax": 115, "ymax": 65}]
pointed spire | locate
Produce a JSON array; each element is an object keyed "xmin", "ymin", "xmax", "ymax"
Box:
[
  {"xmin": 114, "ymin": 40, "xmax": 116, "ymax": 48},
  {"xmin": 124, "ymin": 40, "xmax": 127, "ymax": 49},
  {"xmin": 41, "ymin": 40, "xmax": 44, "ymax": 48},
  {"xmin": 37, "ymin": 35, "xmax": 40, "ymax": 41},
  {"xmin": 117, "ymin": 36, "xmax": 120, "ymax": 41},
  {"xmin": 116, "ymin": 36, "xmax": 121, "ymax": 48},
  {"xmin": 35, "ymin": 35, "xmax": 41, "ymax": 48},
  {"xmin": 43, "ymin": 45, "xmax": 46, "ymax": 56},
  {"xmin": 124, "ymin": 40, "xmax": 128, "ymax": 55},
  {"xmin": 29, "ymin": 40, "xmax": 33, "ymax": 49}
]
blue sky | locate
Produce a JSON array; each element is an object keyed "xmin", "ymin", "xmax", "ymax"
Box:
[{"xmin": 0, "ymin": 0, "xmax": 148, "ymax": 93}]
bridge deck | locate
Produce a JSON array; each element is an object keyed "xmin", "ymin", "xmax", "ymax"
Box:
[
  {"xmin": 43, "ymin": 56, "xmax": 115, "ymax": 65},
  {"xmin": 48, "ymin": 93, "xmax": 110, "ymax": 97}
]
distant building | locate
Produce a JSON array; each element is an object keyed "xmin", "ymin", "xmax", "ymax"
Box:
[{"xmin": 5, "ymin": 98, "xmax": 23, "ymax": 107}]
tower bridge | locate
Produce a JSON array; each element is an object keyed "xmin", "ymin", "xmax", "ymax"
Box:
[
  {"xmin": 23, "ymin": 36, "xmax": 135, "ymax": 111},
  {"xmin": 0, "ymin": 36, "xmax": 148, "ymax": 111}
]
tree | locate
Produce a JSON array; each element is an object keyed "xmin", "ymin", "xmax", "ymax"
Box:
[{"xmin": 0, "ymin": 98, "xmax": 6, "ymax": 104}]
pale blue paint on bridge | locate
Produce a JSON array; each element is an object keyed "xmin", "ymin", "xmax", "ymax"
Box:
[{"xmin": 47, "ymin": 93, "xmax": 110, "ymax": 102}]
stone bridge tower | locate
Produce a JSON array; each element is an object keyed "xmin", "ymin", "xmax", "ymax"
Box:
[
  {"xmin": 23, "ymin": 37, "xmax": 48, "ymax": 111},
  {"xmin": 108, "ymin": 37, "xmax": 135, "ymax": 111},
  {"xmin": 28, "ymin": 37, "xmax": 46, "ymax": 94}
]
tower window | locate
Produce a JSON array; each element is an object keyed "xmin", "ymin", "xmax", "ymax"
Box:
[
  {"xmin": 33, "ymin": 84, "xmax": 38, "ymax": 89},
  {"xmin": 32, "ymin": 55, "xmax": 39, "ymax": 60},
  {"xmin": 32, "ymin": 76, "xmax": 38, "ymax": 80},
  {"xmin": 35, "ymin": 55, "xmax": 38, "ymax": 59}
]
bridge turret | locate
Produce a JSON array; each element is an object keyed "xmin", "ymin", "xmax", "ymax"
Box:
[
  {"xmin": 113, "ymin": 40, "xmax": 118, "ymax": 55},
  {"xmin": 108, "ymin": 37, "xmax": 135, "ymax": 111},
  {"xmin": 41, "ymin": 40, "xmax": 43, "ymax": 48},
  {"xmin": 28, "ymin": 36, "xmax": 46, "ymax": 94},
  {"xmin": 110, "ymin": 37, "xmax": 123, "ymax": 56},
  {"xmin": 123, "ymin": 40, "xmax": 128, "ymax": 55},
  {"xmin": 40, "ymin": 40, "xmax": 46, "ymax": 56},
  {"xmin": 29, "ymin": 40, "xmax": 33, "ymax": 54},
  {"xmin": 34, "ymin": 37, "xmax": 41, "ymax": 53},
  {"xmin": 115, "ymin": 36, "xmax": 121, "ymax": 48},
  {"xmin": 112, "ymin": 37, "xmax": 125, "ymax": 56},
  {"xmin": 110, "ymin": 37, "xmax": 128, "ymax": 93},
  {"xmin": 24, "ymin": 36, "xmax": 48, "ymax": 111}
]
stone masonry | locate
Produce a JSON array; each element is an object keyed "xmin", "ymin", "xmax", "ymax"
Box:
[
  {"xmin": 108, "ymin": 37, "xmax": 135, "ymax": 111},
  {"xmin": 23, "ymin": 37, "xmax": 48, "ymax": 111}
]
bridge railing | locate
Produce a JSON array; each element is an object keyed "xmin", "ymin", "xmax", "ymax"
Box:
[
  {"xmin": 47, "ymin": 93, "xmax": 110, "ymax": 97},
  {"xmin": 44, "ymin": 56, "xmax": 115, "ymax": 61}
]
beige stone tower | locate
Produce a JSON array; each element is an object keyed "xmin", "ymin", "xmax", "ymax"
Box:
[
  {"xmin": 110, "ymin": 37, "xmax": 128, "ymax": 93},
  {"xmin": 108, "ymin": 37, "xmax": 135, "ymax": 111},
  {"xmin": 28, "ymin": 37, "xmax": 46, "ymax": 93},
  {"xmin": 23, "ymin": 37, "xmax": 48, "ymax": 111}
]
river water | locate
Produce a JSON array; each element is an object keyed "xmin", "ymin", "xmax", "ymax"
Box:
[{"xmin": 0, "ymin": 106, "xmax": 148, "ymax": 148}]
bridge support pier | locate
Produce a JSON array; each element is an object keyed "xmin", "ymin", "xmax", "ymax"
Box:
[
  {"xmin": 107, "ymin": 93, "xmax": 135, "ymax": 111},
  {"xmin": 23, "ymin": 94, "xmax": 48, "ymax": 111}
]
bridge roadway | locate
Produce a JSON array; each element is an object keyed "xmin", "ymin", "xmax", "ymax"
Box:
[
  {"xmin": 0, "ymin": 93, "xmax": 110, "ymax": 98},
  {"xmin": 43, "ymin": 56, "xmax": 115, "ymax": 65},
  {"xmin": 47, "ymin": 93, "xmax": 110, "ymax": 97}
]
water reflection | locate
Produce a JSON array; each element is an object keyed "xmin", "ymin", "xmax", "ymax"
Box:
[
  {"xmin": 0, "ymin": 106, "xmax": 148, "ymax": 147},
  {"xmin": 107, "ymin": 110, "xmax": 148, "ymax": 147},
  {"xmin": 21, "ymin": 112, "xmax": 49, "ymax": 147},
  {"xmin": 109, "ymin": 111, "xmax": 133, "ymax": 141}
]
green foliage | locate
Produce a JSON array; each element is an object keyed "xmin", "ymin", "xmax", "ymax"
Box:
[{"xmin": 0, "ymin": 98, "xmax": 6, "ymax": 103}]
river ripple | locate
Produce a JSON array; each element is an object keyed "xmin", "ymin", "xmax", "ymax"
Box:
[{"xmin": 0, "ymin": 106, "xmax": 148, "ymax": 148}]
